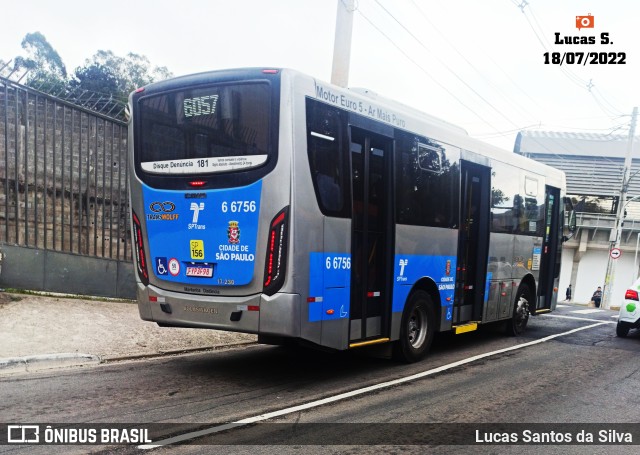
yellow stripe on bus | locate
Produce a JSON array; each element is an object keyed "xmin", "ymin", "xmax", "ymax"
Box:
[
  {"xmin": 349, "ymin": 338, "xmax": 390, "ymax": 348},
  {"xmin": 453, "ymin": 322, "xmax": 478, "ymax": 334}
]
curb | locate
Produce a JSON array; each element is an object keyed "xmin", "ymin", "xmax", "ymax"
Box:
[
  {"xmin": 563, "ymin": 302, "xmax": 621, "ymax": 311},
  {"xmin": 0, "ymin": 341, "xmax": 258, "ymax": 374},
  {"xmin": 0, "ymin": 353, "xmax": 100, "ymax": 375},
  {"xmin": 100, "ymin": 340, "xmax": 257, "ymax": 363}
]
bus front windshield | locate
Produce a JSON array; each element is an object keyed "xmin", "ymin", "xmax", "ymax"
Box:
[{"xmin": 136, "ymin": 82, "xmax": 271, "ymax": 175}]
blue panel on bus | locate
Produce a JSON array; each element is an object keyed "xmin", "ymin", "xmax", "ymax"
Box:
[
  {"xmin": 392, "ymin": 255, "xmax": 456, "ymax": 319},
  {"xmin": 142, "ymin": 180, "xmax": 262, "ymax": 286},
  {"xmin": 308, "ymin": 252, "xmax": 351, "ymax": 322}
]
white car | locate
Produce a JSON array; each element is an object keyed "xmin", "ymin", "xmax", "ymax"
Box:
[{"xmin": 616, "ymin": 278, "xmax": 640, "ymax": 337}]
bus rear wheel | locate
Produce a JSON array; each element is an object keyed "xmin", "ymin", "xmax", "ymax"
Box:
[
  {"xmin": 393, "ymin": 290, "xmax": 435, "ymax": 363},
  {"xmin": 505, "ymin": 284, "xmax": 531, "ymax": 336}
]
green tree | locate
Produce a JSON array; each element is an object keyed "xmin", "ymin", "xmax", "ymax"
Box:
[
  {"xmin": 12, "ymin": 32, "xmax": 172, "ymax": 119},
  {"xmin": 72, "ymin": 50, "xmax": 172, "ymax": 101},
  {"xmin": 13, "ymin": 31, "xmax": 67, "ymax": 92},
  {"xmin": 70, "ymin": 63, "xmax": 120, "ymax": 99}
]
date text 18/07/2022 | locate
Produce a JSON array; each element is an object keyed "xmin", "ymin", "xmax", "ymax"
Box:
[{"xmin": 544, "ymin": 32, "xmax": 626, "ymax": 65}]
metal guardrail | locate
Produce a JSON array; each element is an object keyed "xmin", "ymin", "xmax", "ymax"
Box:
[
  {"xmin": 576, "ymin": 212, "xmax": 615, "ymax": 228},
  {"xmin": 574, "ymin": 212, "xmax": 640, "ymax": 243}
]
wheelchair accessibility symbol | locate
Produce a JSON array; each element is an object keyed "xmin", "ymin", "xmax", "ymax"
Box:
[{"xmin": 156, "ymin": 257, "xmax": 168, "ymax": 275}]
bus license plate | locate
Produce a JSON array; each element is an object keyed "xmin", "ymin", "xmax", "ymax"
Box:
[{"xmin": 186, "ymin": 265, "xmax": 213, "ymax": 278}]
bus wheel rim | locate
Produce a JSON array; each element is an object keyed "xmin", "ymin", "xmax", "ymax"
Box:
[
  {"xmin": 515, "ymin": 295, "xmax": 529, "ymax": 328},
  {"xmin": 408, "ymin": 305, "xmax": 428, "ymax": 348}
]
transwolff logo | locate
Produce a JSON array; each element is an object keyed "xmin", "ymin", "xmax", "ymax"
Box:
[{"xmin": 147, "ymin": 201, "xmax": 179, "ymax": 221}]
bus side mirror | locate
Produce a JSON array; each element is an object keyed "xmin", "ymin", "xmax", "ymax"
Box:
[{"xmin": 563, "ymin": 196, "xmax": 577, "ymax": 242}]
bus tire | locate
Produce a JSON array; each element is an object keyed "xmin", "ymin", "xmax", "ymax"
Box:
[
  {"xmin": 505, "ymin": 284, "xmax": 531, "ymax": 336},
  {"xmin": 393, "ymin": 290, "xmax": 435, "ymax": 363}
]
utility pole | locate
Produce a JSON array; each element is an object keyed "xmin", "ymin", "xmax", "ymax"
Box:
[
  {"xmin": 602, "ymin": 106, "xmax": 638, "ymax": 309},
  {"xmin": 331, "ymin": 0, "xmax": 355, "ymax": 88}
]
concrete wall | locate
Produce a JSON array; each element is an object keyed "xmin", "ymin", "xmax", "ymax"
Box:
[
  {"xmin": 559, "ymin": 248, "xmax": 574, "ymax": 300},
  {"xmin": 559, "ymin": 223, "xmax": 640, "ymax": 306},
  {"xmin": 573, "ymin": 250, "xmax": 635, "ymax": 304},
  {"xmin": 0, "ymin": 244, "xmax": 135, "ymax": 299}
]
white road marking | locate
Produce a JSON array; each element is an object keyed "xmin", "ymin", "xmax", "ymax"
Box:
[
  {"xmin": 544, "ymin": 314, "xmax": 616, "ymax": 324},
  {"xmin": 139, "ymin": 321, "xmax": 607, "ymax": 449},
  {"xmin": 572, "ymin": 309, "xmax": 604, "ymax": 314}
]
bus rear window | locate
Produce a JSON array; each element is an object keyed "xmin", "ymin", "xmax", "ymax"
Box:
[{"xmin": 137, "ymin": 83, "xmax": 271, "ymax": 175}]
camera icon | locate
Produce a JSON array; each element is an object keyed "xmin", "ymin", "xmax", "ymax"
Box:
[{"xmin": 576, "ymin": 14, "xmax": 594, "ymax": 30}]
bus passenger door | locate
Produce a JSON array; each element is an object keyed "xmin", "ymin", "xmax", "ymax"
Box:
[
  {"xmin": 535, "ymin": 186, "xmax": 561, "ymax": 312},
  {"xmin": 349, "ymin": 127, "xmax": 394, "ymax": 343},
  {"xmin": 454, "ymin": 161, "xmax": 491, "ymax": 323}
]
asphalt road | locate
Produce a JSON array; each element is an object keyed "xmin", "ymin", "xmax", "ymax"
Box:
[{"xmin": 1, "ymin": 304, "xmax": 639, "ymax": 454}]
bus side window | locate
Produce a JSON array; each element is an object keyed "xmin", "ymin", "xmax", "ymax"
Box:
[
  {"xmin": 316, "ymin": 172, "xmax": 342, "ymax": 212},
  {"xmin": 490, "ymin": 163, "xmax": 520, "ymax": 234},
  {"xmin": 522, "ymin": 176, "xmax": 544, "ymax": 235},
  {"xmin": 395, "ymin": 132, "xmax": 459, "ymax": 229},
  {"xmin": 305, "ymin": 99, "xmax": 350, "ymax": 217}
]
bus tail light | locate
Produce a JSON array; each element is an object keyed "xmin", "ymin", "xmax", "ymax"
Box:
[
  {"xmin": 625, "ymin": 289, "xmax": 639, "ymax": 301},
  {"xmin": 263, "ymin": 206, "xmax": 289, "ymax": 296},
  {"xmin": 131, "ymin": 209, "xmax": 149, "ymax": 286}
]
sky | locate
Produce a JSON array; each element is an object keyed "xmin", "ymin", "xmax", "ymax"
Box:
[{"xmin": 1, "ymin": 0, "xmax": 638, "ymax": 151}]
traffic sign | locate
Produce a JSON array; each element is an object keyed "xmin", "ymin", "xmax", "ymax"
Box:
[
  {"xmin": 610, "ymin": 248, "xmax": 622, "ymax": 259},
  {"xmin": 168, "ymin": 258, "xmax": 180, "ymax": 276}
]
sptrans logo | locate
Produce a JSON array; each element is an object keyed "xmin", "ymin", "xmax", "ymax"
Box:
[{"xmin": 575, "ymin": 14, "xmax": 594, "ymax": 30}]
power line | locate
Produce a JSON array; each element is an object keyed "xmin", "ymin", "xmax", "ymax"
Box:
[
  {"xmin": 354, "ymin": 0, "xmax": 631, "ymax": 153},
  {"xmin": 473, "ymin": 123, "xmax": 543, "ymax": 139},
  {"xmin": 405, "ymin": 0, "xmax": 543, "ymax": 126},
  {"xmin": 516, "ymin": 1, "xmax": 626, "ymax": 119},
  {"xmin": 354, "ymin": 6, "xmax": 504, "ymax": 134},
  {"xmin": 592, "ymin": 86, "xmax": 627, "ymax": 118},
  {"xmin": 371, "ymin": 0, "xmax": 521, "ymax": 129}
]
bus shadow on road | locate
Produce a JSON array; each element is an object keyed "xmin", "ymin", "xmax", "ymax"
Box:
[{"xmin": 170, "ymin": 322, "xmax": 526, "ymax": 387}]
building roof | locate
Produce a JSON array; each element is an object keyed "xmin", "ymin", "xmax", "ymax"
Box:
[{"xmin": 514, "ymin": 130, "xmax": 640, "ymax": 197}]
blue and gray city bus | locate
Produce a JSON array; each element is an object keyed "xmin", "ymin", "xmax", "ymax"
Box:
[{"xmin": 128, "ymin": 68, "xmax": 570, "ymax": 362}]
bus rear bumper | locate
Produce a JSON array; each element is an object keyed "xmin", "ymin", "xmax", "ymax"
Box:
[
  {"xmin": 259, "ymin": 292, "xmax": 301, "ymax": 337},
  {"xmin": 137, "ymin": 284, "xmax": 300, "ymax": 337}
]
